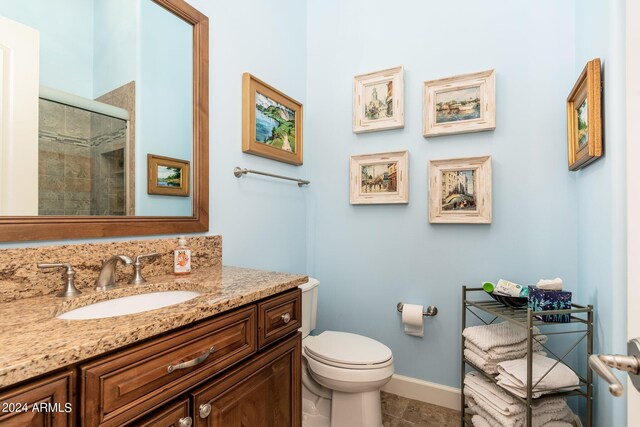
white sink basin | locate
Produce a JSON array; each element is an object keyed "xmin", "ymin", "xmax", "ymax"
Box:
[{"xmin": 57, "ymin": 290, "xmax": 201, "ymax": 320}]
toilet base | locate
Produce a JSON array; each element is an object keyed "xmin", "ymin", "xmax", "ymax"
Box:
[{"xmin": 331, "ymin": 390, "xmax": 382, "ymax": 427}]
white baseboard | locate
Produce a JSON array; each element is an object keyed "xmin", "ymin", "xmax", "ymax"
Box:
[{"xmin": 381, "ymin": 374, "xmax": 461, "ymax": 410}]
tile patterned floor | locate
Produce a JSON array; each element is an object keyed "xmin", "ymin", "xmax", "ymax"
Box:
[{"xmin": 381, "ymin": 391, "xmax": 461, "ymax": 427}]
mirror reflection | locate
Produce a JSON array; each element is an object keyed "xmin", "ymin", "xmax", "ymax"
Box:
[{"xmin": 0, "ymin": 0, "xmax": 194, "ymax": 217}]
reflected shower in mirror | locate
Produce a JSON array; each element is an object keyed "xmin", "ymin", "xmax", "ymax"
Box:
[
  {"xmin": 0, "ymin": 0, "xmax": 193, "ymax": 217},
  {"xmin": 38, "ymin": 96, "xmax": 131, "ymax": 216}
]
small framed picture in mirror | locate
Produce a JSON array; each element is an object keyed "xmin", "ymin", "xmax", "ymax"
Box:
[{"xmin": 147, "ymin": 154, "xmax": 190, "ymax": 197}]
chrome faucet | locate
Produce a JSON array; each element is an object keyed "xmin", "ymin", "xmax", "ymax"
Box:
[{"xmin": 95, "ymin": 255, "xmax": 133, "ymax": 291}]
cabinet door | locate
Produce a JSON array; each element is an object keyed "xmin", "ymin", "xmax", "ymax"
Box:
[
  {"xmin": 0, "ymin": 370, "xmax": 74, "ymax": 427},
  {"xmin": 192, "ymin": 333, "xmax": 301, "ymax": 427}
]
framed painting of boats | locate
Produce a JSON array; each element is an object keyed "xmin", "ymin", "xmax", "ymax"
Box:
[
  {"xmin": 242, "ymin": 73, "xmax": 303, "ymax": 165},
  {"xmin": 428, "ymin": 156, "xmax": 491, "ymax": 223},
  {"xmin": 423, "ymin": 69, "xmax": 496, "ymax": 137},
  {"xmin": 353, "ymin": 66, "xmax": 404, "ymax": 133},
  {"xmin": 566, "ymin": 58, "xmax": 602, "ymax": 171}
]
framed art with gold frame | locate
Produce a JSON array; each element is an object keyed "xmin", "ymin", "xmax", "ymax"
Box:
[
  {"xmin": 242, "ymin": 73, "xmax": 303, "ymax": 165},
  {"xmin": 147, "ymin": 154, "xmax": 190, "ymax": 197},
  {"xmin": 567, "ymin": 58, "xmax": 602, "ymax": 171}
]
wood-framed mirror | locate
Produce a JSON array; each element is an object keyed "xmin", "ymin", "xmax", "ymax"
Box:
[{"xmin": 0, "ymin": 0, "xmax": 209, "ymax": 242}]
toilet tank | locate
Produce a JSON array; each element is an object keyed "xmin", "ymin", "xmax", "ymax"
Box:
[{"xmin": 299, "ymin": 278, "xmax": 319, "ymax": 339}]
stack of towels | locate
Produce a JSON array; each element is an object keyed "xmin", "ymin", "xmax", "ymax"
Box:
[
  {"xmin": 463, "ymin": 322, "xmax": 548, "ymax": 374},
  {"xmin": 496, "ymin": 353, "xmax": 580, "ymax": 398},
  {"xmin": 465, "ymin": 371, "xmax": 581, "ymax": 427}
]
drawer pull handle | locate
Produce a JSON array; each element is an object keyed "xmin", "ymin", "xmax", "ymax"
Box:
[
  {"xmin": 199, "ymin": 403, "xmax": 212, "ymax": 418},
  {"xmin": 281, "ymin": 312, "xmax": 291, "ymax": 324},
  {"xmin": 179, "ymin": 416, "xmax": 193, "ymax": 427},
  {"xmin": 167, "ymin": 346, "xmax": 216, "ymax": 373}
]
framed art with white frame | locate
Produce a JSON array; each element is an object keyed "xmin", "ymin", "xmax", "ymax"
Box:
[
  {"xmin": 428, "ymin": 156, "xmax": 491, "ymax": 224},
  {"xmin": 353, "ymin": 66, "xmax": 404, "ymax": 133},
  {"xmin": 350, "ymin": 151, "xmax": 408, "ymax": 204},
  {"xmin": 423, "ymin": 69, "xmax": 496, "ymax": 137}
]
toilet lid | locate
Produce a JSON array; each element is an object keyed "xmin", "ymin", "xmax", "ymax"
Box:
[{"xmin": 304, "ymin": 331, "xmax": 392, "ymax": 367}]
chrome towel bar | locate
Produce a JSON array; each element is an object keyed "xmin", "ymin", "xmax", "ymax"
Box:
[
  {"xmin": 397, "ymin": 302, "xmax": 438, "ymax": 317},
  {"xmin": 233, "ymin": 167, "xmax": 310, "ymax": 187}
]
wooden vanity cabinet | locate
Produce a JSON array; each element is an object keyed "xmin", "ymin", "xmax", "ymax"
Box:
[
  {"xmin": 91, "ymin": 288, "xmax": 300, "ymax": 426},
  {"xmin": 192, "ymin": 333, "xmax": 301, "ymax": 427},
  {"xmin": 0, "ymin": 288, "xmax": 302, "ymax": 427},
  {"xmin": 81, "ymin": 306, "xmax": 257, "ymax": 427},
  {"xmin": 0, "ymin": 370, "xmax": 75, "ymax": 427}
]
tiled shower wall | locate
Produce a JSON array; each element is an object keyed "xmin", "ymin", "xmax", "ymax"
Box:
[
  {"xmin": 38, "ymin": 99, "xmax": 92, "ymax": 215},
  {"xmin": 37, "ymin": 82, "xmax": 134, "ymax": 216}
]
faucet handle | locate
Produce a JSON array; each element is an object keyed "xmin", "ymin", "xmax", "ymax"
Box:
[
  {"xmin": 130, "ymin": 252, "xmax": 160, "ymax": 285},
  {"xmin": 37, "ymin": 262, "xmax": 82, "ymax": 298}
]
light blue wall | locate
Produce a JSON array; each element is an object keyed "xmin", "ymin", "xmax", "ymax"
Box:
[
  {"xmin": 305, "ymin": 0, "xmax": 578, "ymax": 388},
  {"xmin": 0, "ymin": 0, "xmax": 310, "ymax": 276},
  {"xmin": 0, "ymin": 0, "xmax": 94, "ymax": 98},
  {"xmin": 575, "ymin": 0, "xmax": 627, "ymax": 424},
  {"xmin": 136, "ymin": 0, "xmax": 193, "ymax": 216},
  {"xmin": 185, "ymin": 0, "xmax": 308, "ymax": 273},
  {"xmin": 92, "ymin": 0, "xmax": 138, "ymax": 98}
]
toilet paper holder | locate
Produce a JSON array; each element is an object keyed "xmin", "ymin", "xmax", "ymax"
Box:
[{"xmin": 397, "ymin": 302, "xmax": 438, "ymax": 317}]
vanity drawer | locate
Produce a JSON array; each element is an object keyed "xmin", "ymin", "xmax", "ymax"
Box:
[
  {"xmin": 131, "ymin": 398, "xmax": 190, "ymax": 427},
  {"xmin": 81, "ymin": 306, "xmax": 257, "ymax": 427},
  {"xmin": 258, "ymin": 288, "xmax": 301, "ymax": 349}
]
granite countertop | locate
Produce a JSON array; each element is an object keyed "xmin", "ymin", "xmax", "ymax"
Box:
[{"xmin": 0, "ymin": 265, "xmax": 307, "ymax": 388}]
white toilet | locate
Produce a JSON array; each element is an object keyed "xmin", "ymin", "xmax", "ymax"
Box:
[{"xmin": 300, "ymin": 278, "xmax": 394, "ymax": 427}]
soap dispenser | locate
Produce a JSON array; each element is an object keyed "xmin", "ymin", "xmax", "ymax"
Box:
[{"xmin": 174, "ymin": 236, "xmax": 192, "ymax": 275}]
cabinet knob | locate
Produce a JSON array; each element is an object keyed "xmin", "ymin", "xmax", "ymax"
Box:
[
  {"xmin": 179, "ymin": 416, "xmax": 193, "ymax": 427},
  {"xmin": 281, "ymin": 312, "xmax": 291, "ymax": 324},
  {"xmin": 199, "ymin": 403, "xmax": 212, "ymax": 418}
]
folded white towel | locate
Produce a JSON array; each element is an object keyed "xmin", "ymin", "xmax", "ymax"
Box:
[
  {"xmin": 465, "ymin": 348, "xmax": 501, "ymax": 374},
  {"xmin": 465, "ymin": 371, "xmax": 521, "ymax": 415},
  {"xmin": 464, "ymin": 322, "xmax": 543, "ymax": 352},
  {"xmin": 465, "ymin": 371, "xmax": 564, "ymax": 417},
  {"xmin": 536, "ymin": 278, "xmax": 563, "ymax": 290},
  {"xmin": 496, "ymin": 354, "xmax": 580, "ymax": 398},
  {"xmin": 464, "ymin": 346, "xmax": 547, "ymax": 375},
  {"xmin": 466, "ymin": 336, "xmax": 547, "ymax": 359},
  {"xmin": 472, "ymin": 414, "xmax": 492, "ymax": 427},
  {"xmin": 472, "ymin": 413, "xmax": 575, "ymax": 427},
  {"xmin": 496, "ymin": 377, "xmax": 580, "ymax": 399},
  {"xmin": 466, "ymin": 393, "xmax": 572, "ymax": 427}
]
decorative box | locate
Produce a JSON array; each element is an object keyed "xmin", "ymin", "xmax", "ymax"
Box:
[{"xmin": 527, "ymin": 286, "xmax": 572, "ymax": 323}]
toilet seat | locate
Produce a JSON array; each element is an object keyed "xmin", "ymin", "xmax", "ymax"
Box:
[{"xmin": 303, "ymin": 331, "xmax": 393, "ymax": 369}]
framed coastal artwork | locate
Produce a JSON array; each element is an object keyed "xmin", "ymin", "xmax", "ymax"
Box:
[
  {"xmin": 242, "ymin": 73, "xmax": 303, "ymax": 165},
  {"xmin": 350, "ymin": 151, "xmax": 408, "ymax": 204},
  {"xmin": 423, "ymin": 69, "xmax": 496, "ymax": 137},
  {"xmin": 353, "ymin": 66, "xmax": 404, "ymax": 133},
  {"xmin": 147, "ymin": 154, "xmax": 190, "ymax": 197},
  {"xmin": 428, "ymin": 156, "xmax": 491, "ymax": 223},
  {"xmin": 566, "ymin": 58, "xmax": 602, "ymax": 171}
]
